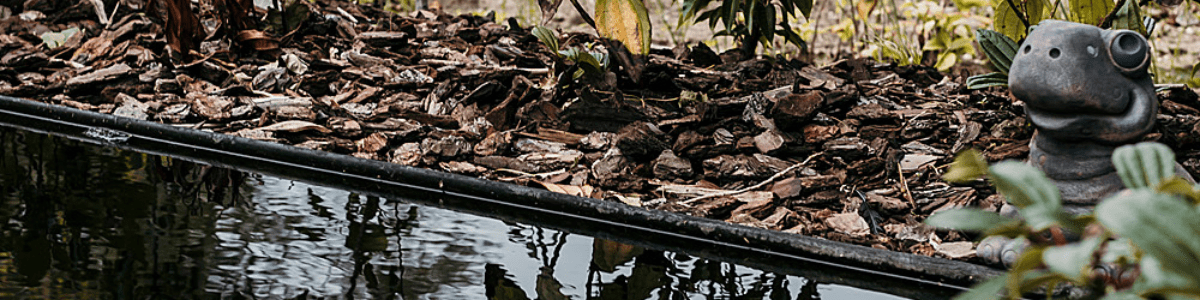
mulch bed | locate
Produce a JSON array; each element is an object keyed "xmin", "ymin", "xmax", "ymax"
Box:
[{"xmin": 5, "ymin": 0, "xmax": 1200, "ymax": 265}]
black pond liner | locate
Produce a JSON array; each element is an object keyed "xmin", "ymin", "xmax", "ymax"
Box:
[{"xmin": 0, "ymin": 95, "xmax": 1003, "ymax": 298}]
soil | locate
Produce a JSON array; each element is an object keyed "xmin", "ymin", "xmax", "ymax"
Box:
[{"xmin": 2, "ymin": 0, "xmax": 1200, "ymax": 267}]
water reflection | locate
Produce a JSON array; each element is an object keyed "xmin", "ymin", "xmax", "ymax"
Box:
[{"xmin": 0, "ymin": 129, "xmax": 910, "ymax": 299}]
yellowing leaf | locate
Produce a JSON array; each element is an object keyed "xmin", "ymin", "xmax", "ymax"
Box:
[
  {"xmin": 993, "ymin": 0, "xmax": 1029, "ymax": 41},
  {"xmin": 1069, "ymin": 0, "xmax": 1115, "ymax": 25},
  {"xmin": 943, "ymin": 149, "xmax": 988, "ymax": 184},
  {"xmin": 595, "ymin": 0, "xmax": 652, "ymax": 54}
]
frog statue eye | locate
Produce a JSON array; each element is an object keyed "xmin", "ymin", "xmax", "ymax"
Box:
[{"xmin": 1107, "ymin": 30, "xmax": 1149, "ymax": 74}]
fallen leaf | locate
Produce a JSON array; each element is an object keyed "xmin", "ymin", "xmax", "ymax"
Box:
[
  {"xmin": 258, "ymin": 120, "xmax": 333, "ymax": 133},
  {"xmin": 534, "ymin": 180, "xmax": 595, "ymax": 198}
]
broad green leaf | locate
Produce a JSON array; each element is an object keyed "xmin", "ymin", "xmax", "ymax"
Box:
[
  {"xmin": 777, "ymin": 22, "xmax": 807, "ymax": 50},
  {"xmin": 1099, "ymin": 237, "xmax": 1138, "ymax": 265},
  {"xmin": 560, "ymin": 48, "xmax": 607, "ymax": 78},
  {"xmin": 1097, "ymin": 190, "xmax": 1200, "ymax": 285},
  {"xmin": 967, "ymin": 72, "xmax": 1009, "ymax": 89},
  {"xmin": 1068, "ymin": 0, "xmax": 1115, "ymax": 26},
  {"xmin": 984, "ymin": 219, "xmax": 1031, "ymax": 237},
  {"xmin": 1042, "ymin": 236, "xmax": 1104, "ymax": 283},
  {"xmin": 989, "ymin": 161, "xmax": 1071, "ymax": 231},
  {"xmin": 1110, "ymin": 0, "xmax": 1145, "ymax": 35},
  {"xmin": 596, "ymin": 0, "xmax": 652, "ymax": 54},
  {"xmin": 951, "ymin": 273, "xmax": 1008, "ymax": 300},
  {"xmin": 944, "ymin": 149, "xmax": 989, "ymax": 183},
  {"xmin": 1027, "ymin": 0, "xmax": 1050, "ymax": 25},
  {"xmin": 934, "ymin": 52, "xmax": 958, "ymax": 71},
  {"xmin": 1007, "ymin": 246, "xmax": 1047, "ymax": 296},
  {"xmin": 1113, "ymin": 142, "xmax": 1176, "ymax": 189},
  {"xmin": 925, "ymin": 209, "xmax": 1017, "ymax": 232},
  {"xmin": 795, "ymin": 0, "xmax": 812, "ymax": 18},
  {"xmin": 532, "ymin": 26, "xmax": 560, "ymax": 52},
  {"xmin": 1135, "ymin": 255, "xmax": 1200, "ymax": 296},
  {"xmin": 975, "ymin": 29, "xmax": 1018, "ymax": 74},
  {"xmin": 993, "ymin": 0, "xmax": 1029, "ymax": 41}
]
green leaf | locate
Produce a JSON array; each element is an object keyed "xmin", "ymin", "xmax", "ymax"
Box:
[
  {"xmin": 1042, "ymin": 236, "xmax": 1104, "ymax": 283},
  {"xmin": 934, "ymin": 52, "xmax": 958, "ymax": 71},
  {"xmin": 1096, "ymin": 190, "xmax": 1200, "ymax": 289},
  {"xmin": 1099, "ymin": 237, "xmax": 1138, "ymax": 265},
  {"xmin": 795, "ymin": 0, "xmax": 812, "ymax": 18},
  {"xmin": 1068, "ymin": 0, "xmax": 1115, "ymax": 26},
  {"xmin": 1007, "ymin": 246, "xmax": 1047, "ymax": 295},
  {"xmin": 975, "ymin": 29, "xmax": 1018, "ymax": 75},
  {"xmin": 596, "ymin": 0, "xmax": 652, "ymax": 54},
  {"xmin": 532, "ymin": 26, "xmax": 560, "ymax": 52},
  {"xmin": 993, "ymin": 0, "xmax": 1029, "ymax": 41},
  {"xmin": 951, "ymin": 273, "xmax": 1008, "ymax": 300},
  {"xmin": 925, "ymin": 209, "xmax": 1017, "ymax": 232},
  {"xmin": 1136, "ymin": 255, "xmax": 1200, "ymax": 296},
  {"xmin": 560, "ymin": 48, "xmax": 607, "ymax": 78},
  {"xmin": 1110, "ymin": 0, "xmax": 1146, "ymax": 35},
  {"xmin": 777, "ymin": 22, "xmax": 806, "ymax": 50},
  {"xmin": 989, "ymin": 161, "xmax": 1072, "ymax": 231},
  {"xmin": 1025, "ymin": 0, "xmax": 1050, "ymax": 27},
  {"xmin": 1113, "ymin": 142, "xmax": 1176, "ymax": 189},
  {"xmin": 944, "ymin": 149, "xmax": 989, "ymax": 184},
  {"xmin": 678, "ymin": 0, "xmax": 714, "ymax": 28},
  {"xmin": 1156, "ymin": 177, "xmax": 1200, "ymax": 204},
  {"xmin": 967, "ymin": 72, "xmax": 1009, "ymax": 89}
]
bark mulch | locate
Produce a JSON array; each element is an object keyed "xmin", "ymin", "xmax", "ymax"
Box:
[{"xmin": 5, "ymin": 0, "xmax": 1200, "ymax": 266}]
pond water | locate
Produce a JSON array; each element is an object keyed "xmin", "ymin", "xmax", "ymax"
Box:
[{"xmin": 0, "ymin": 127, "xmax": 947, "ymax": 299}]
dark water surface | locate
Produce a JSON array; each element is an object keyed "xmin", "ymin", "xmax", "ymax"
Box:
[{"xmin": 0, "ymin": 127, "xmax": 933, "ymax": 299}]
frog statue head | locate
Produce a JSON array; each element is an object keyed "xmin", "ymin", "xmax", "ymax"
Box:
[{"xmin": 1009, "ymin": 20, "xmax": 1189, "ymax": 207}]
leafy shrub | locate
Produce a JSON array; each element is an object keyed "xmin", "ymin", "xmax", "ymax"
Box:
[
  {"xmin": 678, "ymin": 0, "xmax": 811, "ymax": 54},
  {"xmin": 929, "ymin": 143, "xmax": 1200, "ymax": 299}
]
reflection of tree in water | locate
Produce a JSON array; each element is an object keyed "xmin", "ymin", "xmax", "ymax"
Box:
[
  {"xmin": 579, "ymin": 239, "xmax": 823, "ymax": 300},
  {"xmin": 0, "ymin": 130, "xmax": 245, "ymax": 298},
  {"xmin": 345, "ymin": 195, "xmax": 419, "ymax": 299}
]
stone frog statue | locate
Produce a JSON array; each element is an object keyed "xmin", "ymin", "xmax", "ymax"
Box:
[
  {"xmin": 979, "ymin": 20, "xmax": 1196, "ymax": 266},
  {"xmin": 1008, "ymin": 20, "xmax": 1194, "ymax": 212}
]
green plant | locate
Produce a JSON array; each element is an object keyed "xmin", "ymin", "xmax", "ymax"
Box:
[
  {"xmin": 965, "ymin": 29, "xmax": 1017, "ymax": 89},
  {"xmin": 863, "ymin": 0, "xmax": 986, "ymax": 71},
  {"xmin": 928, "ymin": 143, "xmax": 1200, "ymax": 299},
  {"xmin": 533, "ymin": 26, "xmax": 612, "ymax": 82},
  {"xmin": 678, "ymin": 0, "xmax": 811, "ymax": 55}
]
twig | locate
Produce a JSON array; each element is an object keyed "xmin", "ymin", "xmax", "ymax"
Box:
[
  {"xmin": 681, "ymin": 152, "xmax": 822, "ymax": 205},
  {"xmin": 1098, "ymin": 0, "xmax": 1127, "ymax": 29},
  {"xmin": 567, "ymin": 0, "xmax": 598, "ymax": 31},
  {"xmin": 897, "ymin": 161, "xmax": 915, "ymax": 209},
  {"xmin": 1004, "ymin": 0, "xmax": 1030, "ymax": 30}
]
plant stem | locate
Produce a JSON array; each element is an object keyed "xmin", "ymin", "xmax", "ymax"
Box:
[
  {"xmin": 567, "ymin": 0, "xmax": 598, "ymax": 30},
  {"xmin": 1098, "ymin": 0, "xmax": 1127, "ymax": 29},
  {"xmin": 1004, "ymin": 0, "xmax": 1030, "ymax": 29}
]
